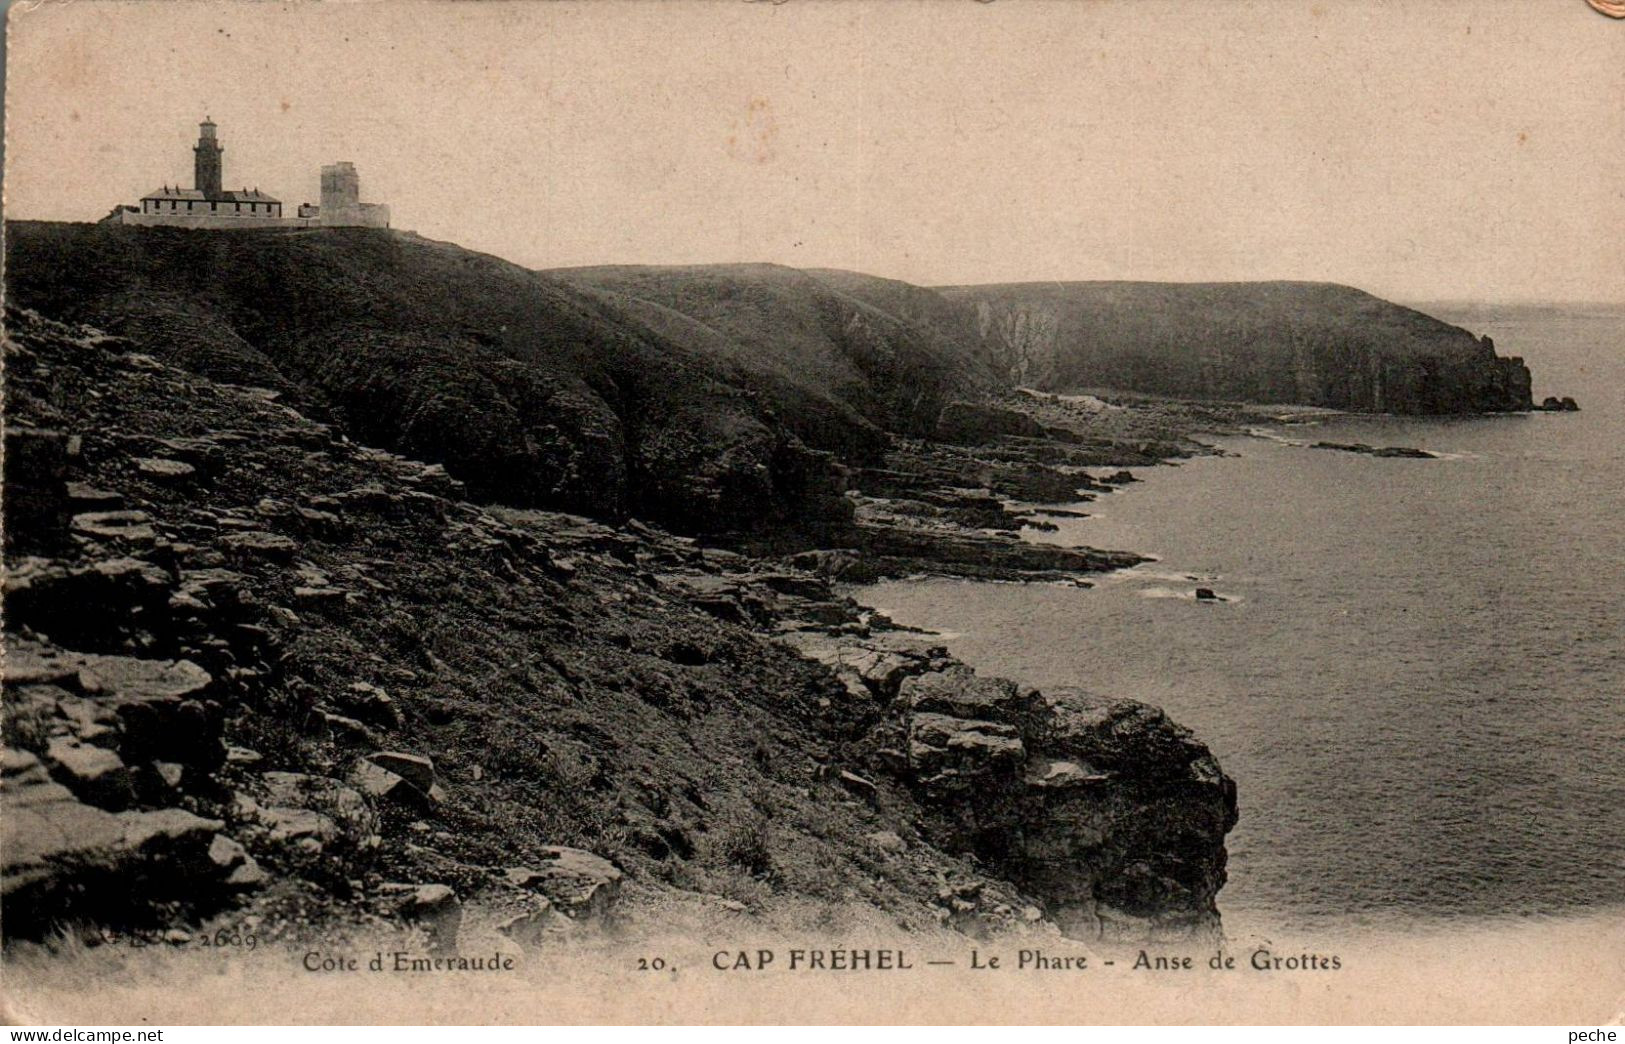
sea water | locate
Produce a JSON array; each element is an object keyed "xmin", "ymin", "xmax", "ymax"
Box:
[{"xmin": 858, "ymin": 303, "xmax": 1625, "ymax": 935}]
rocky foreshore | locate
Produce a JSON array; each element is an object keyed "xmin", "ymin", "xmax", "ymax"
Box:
[{"xmin": 3, "ymin": 309, "xmax": 1241, "ymax": 951}]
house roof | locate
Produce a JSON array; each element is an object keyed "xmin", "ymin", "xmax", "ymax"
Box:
[{"xmin": 141, "ymin": 186, "xmax": 281, "ymax": 204}]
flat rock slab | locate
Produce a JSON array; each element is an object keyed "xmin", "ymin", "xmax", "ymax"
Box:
[
  {"xmin": 3, "ymin": 639, "xmax": 214, "ymax": 704},
  {"xmin": 2, "ymin": 767, "xmax": 225, "ymax": 921},
  {"xmin": 66, "ymin": 483, "xmax": 125, "ymax": 509},
  {"xmin": 70, "ymin": 510, "xmax": 159, "ymax": 546},
  {"xmin": 902, "ymin": 670, "xmax": 1033, "ymax": 722},
  {"xmin": 135, "ymin": 457, "xmax": 198, "ymax": 481},
  {"xmin": 79, "ymin": 655, "xmax": 214, "ymax": 701}
]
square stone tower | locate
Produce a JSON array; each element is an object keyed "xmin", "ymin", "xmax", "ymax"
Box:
[{"xmin": 319, "ymin": 162, "xmax": 363, "ymax": 226}]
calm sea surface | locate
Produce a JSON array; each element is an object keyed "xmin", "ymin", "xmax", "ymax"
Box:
[{"xmin": 858, "ymin": 303, "xmax": 1625, "ymax": 935}]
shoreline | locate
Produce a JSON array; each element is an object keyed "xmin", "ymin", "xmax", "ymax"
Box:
[
  {"xmin": 847, "ymin": 402, "xmax": 1621, "ymax": 941},
  {"xmin": 5, "ymin": 304, "xmax": 1574, "ymax": 966},
  {"xmin": 2, "ymin": 313, "xmax": 1241, "ymax": 958}
]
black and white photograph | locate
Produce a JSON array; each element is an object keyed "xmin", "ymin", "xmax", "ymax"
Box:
[{"xmin": 1, "ymin": 0, "xmax": 1621, "ymax": 1027}]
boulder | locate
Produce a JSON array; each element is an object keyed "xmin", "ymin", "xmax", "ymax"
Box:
[
  {"xmin": 3, "ymin": 748, "xmax": 48, "ymax": 783},
  {"xmin": 144, "ymin": 760, "xmax": 187, "ymax": 797},
  {"xmin": 786, "ymin": 549, "xmax": 861, "ymax": 579},
  {"xmin": 255, "ymin": 806, "xmax": 341, "ymax": 849},
  {"xmin": 755, "ymin": 572, "xmax": 832, "ymax": 600},
  {"xmin": 365, "ymin": 751, "xmax": 437, "ymax": 795},
  {"xmin": 79, "ymin": 652, "xmax": 213, "ymax": 700},
  {"xmin": 2, "ymin": 640, "xmax": 83, "ymax": 688},
  {"xmin": 837, "ymin": 770, "xmax": 879, "ymax": 803},
  {"xmin": 225, "ymin": 859, "xmax": 270, "ymax": 889},
  {"xmin": 206, "ymin": 833, "xmax": 249, "ymax": 872},
  {"xmin": 348, "ymin": 760, "xmax": 435, "ymax": 807},
  {"xmin": 340, "ymin": 682, "xmax": 403, "ymax": 730},
  {"xmin": 56, "ymin": 695, "xmax": 119, "ymax": 746},
  {"xmin": 149, "ymin": 437, "xmax": 230, "ymax": 474},
  {"xmin": 44, "ymin": 737, "xmax": 135, "ymax": 810},
  {"xmin": 293, "ymin": 586, "xmax": 351, "ymax": 612},
  {"xmin": 320, "ymin": 712, "xmax": 373, "ymax": 745},
  {"xmin": 119, "ymin": 808, "xmax": 225, "ymax": 859},
  {"xmin": 225, "ymin": 746, "xmax": 263, "ymax": 766}
]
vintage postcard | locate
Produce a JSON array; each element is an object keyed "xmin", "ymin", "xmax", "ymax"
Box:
[{"xmin": 2, "ymin": 0, "xmax": 1622, "ymax": 1026}]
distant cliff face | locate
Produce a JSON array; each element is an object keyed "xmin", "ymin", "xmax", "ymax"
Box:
[{"xmin": 937, "ymin": 281, "xmax": 1534, "ymax": 413}]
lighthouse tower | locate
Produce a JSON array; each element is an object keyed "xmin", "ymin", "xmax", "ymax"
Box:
[{"xmin": 193, "ymin": 117, "xmax": 223, "ymax": 196}]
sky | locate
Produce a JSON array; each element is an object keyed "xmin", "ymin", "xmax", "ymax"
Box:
[{"xmin": 6, "ymin": 0, "xmax": 1623, "ymax": 303}]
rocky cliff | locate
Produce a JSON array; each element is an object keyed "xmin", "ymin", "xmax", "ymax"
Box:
[
  {"xmin": 2, "ymin": 308, "xmax": 1234, "ymax": 946},
  {"xmin": 933, "ymin": 281, "xmax": 1533, "ymax": 413},
  {"xmin": 6, "ymin": 225, "xmax": 1536, "ymax": 561},
  {"xmin": 3, "ymin": 223, "xmax": 997, "ymax": 538}
]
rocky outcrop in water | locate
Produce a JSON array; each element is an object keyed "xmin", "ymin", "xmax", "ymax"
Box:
[
  {"xmin": 1311, "ymin": 441, "xmax": 1437, "ymax": 459},
  {"xmin": 889, "ymin": 668, "xmax": 1235, "ymax": 937}
]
